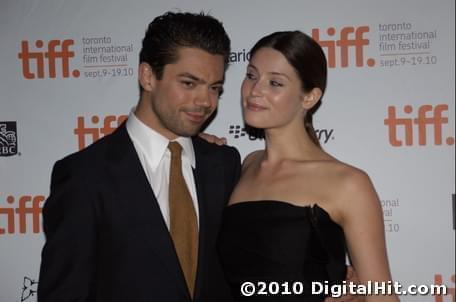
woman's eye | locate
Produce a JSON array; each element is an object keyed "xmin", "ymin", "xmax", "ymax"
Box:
[
  {"xmin": 245, "ymin": 72, "xmax": 256, "ymax": 80},
  {"xmin": 270, "ymin": 80, "xmax": 283, "ymax": 87}
]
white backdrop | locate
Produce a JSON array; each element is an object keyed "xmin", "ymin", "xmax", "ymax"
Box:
[{"xmin": 0, "ymin": 1, "xmax": 454, "ymax": 301}]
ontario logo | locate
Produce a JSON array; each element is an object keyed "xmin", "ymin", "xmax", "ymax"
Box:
[
  {"xmin": 20, "ymin": 276, "xmax": 38, "ymax": 302},
  {"xmin": 311, "ymin": 25, "xmax": 375, "ymax": 68},
  {"xmin": 0, "ymin": 121, "xmax": 18, "ymax": 156},
  {"xmin": 18, "ymin": 39, "xmax": 79, "ymax": 79}
]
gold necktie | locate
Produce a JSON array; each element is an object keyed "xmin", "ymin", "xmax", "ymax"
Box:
[{"xmin": 168, "ymin": 141, "xmax": 198, "ymax": 297}]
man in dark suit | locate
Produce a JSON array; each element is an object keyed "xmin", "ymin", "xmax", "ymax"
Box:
[{"xmin": 38, "ymin": 12, "xmax": 240, "ymax": 302}]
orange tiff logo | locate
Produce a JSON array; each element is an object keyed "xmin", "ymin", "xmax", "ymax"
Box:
[
  {"xmin": 18, "ymin": 39, "xmax": 80, "ymax": 79},
  {"xmin": 384, "ymin": 104, "xmax": 454, "ymax": 147},
  {"xmin": 0, "ymin": 195, "xmax": 45, "ymax": 235},
  {"xmin": 74, "ymin": 115, "xmax": 128, "ymax": 150},
  {"xmin": 434, "ymin": 274, "xmax": 455, "ymax": 302},
  {"xmin": 311, "ymin": 26, "xmax": 375, "ymax": 68}
]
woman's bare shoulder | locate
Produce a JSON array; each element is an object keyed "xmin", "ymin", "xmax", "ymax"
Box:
[{"xmin": 314, "ymin": 159, "xmax": 375, "ymax": 203}]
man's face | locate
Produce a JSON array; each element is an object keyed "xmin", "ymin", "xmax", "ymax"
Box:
[{"xmin": 141, "ymin": 47, "xmax": 225, "ymax": 139}]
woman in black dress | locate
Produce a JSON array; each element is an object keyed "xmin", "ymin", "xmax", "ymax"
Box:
[{"xmin": 218, "ymin": 31, "xmax": 398, "ymax": 302}]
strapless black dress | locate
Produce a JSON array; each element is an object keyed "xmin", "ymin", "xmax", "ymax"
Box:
[{"xmin": 218, "ymin": 201, "xmax": 347, "ymax": 301}]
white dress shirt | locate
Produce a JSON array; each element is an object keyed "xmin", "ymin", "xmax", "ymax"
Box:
[{"xmin": 126, "ymin": 110, "xmax": 199, "ymax": 229}]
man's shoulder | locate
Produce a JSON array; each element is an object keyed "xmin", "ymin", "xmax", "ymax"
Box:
[{"xmin": 54, "ymin": 125, "xmax": 125, "ymax": 173}]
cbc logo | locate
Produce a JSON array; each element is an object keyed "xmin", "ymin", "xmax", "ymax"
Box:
[{"xmin": 0, "ymin": 122, "xmax": 18, "ymax": 156}]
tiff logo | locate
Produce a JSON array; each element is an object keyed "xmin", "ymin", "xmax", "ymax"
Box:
[
  {"xmin": 312, "ymin": 26, "xmax": 375, "ymax": 68},
  {"xmin": 74, "ymin": 115, "xmax": 128, "ymax": 150},
  {"xmin": 384, "ymin": 104, "xmax": 454, "ymax": 146},
  {"xmin": 434, "ymin": 274, "xmax": 455, "ymax": 302},
  {"xmin": 18, "ymin": 39, "xmax": 80, "ymax": 79},
  {"xmin": 0, "ymin": 195, "xmax": 45, "ymax": 235},
  {"xmin": 0, "ymin": 121, "xmax": 18, "ymax": 156}
]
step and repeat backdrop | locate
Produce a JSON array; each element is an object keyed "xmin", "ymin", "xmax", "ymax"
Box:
[{"xmin": 1, "ymin": 0, "xmax": 454, "ymax": 301}]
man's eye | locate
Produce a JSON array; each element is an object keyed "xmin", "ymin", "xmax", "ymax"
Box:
[
  {"xmin": 182, "ymin": 81, "xmax": 195, "ymax": 88},
  {"xmin": 210, "ymin": 86, "xmax": 224, "ymax": 96}
]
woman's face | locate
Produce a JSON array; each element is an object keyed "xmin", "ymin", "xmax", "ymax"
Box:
[{"xmin": 241, "ymin": 47, "xmax": 306, "ymax": 130}]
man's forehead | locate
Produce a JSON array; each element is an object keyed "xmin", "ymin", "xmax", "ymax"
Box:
[
  {"xmin": 174, "ymin": 47, "xmax": 224, "ymax": 63},
  {"xmin": 166, "ymin": 47, "xmax": 225, "ymax": 82}
]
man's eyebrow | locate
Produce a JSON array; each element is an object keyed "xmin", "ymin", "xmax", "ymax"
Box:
[
  {"xmin": 178, "ymin": 72, "xmax": 224, "ymax": 85},
  {"xmin": 178, "ymin": 72, "xmax": 204, "ymax": 83}
]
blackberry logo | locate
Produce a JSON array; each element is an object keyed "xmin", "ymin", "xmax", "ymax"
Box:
[
  {"xmin": 228, "ymin": 124, "xmax": 334, "ymax": 143},
  {"xmin": 228, "ymin": 125, "xmax": 264, "ymax": 141},
  {"xmin": 315, "ymin": 128, "xmax": 335, "ymax": 144},
  {"xmin": 20, "ymin": 276, "xmax": 38, "ymax": 302},
  {"xmin": 0, "ymin": 122, "xmax": 18, "ymax": 156},
  {"xmin": 228, "ymin": 125, "xmax": 247, "ymax": 139}
]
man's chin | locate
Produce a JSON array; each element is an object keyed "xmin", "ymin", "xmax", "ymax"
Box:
[{"xmin": 174, "ymin": 126, "xmax": 202, "ymax": 137}]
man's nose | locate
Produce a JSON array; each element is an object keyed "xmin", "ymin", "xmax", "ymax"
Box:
[{"xmin": 194, "ymin": 88, "xmax": 212, "ymax": 108}]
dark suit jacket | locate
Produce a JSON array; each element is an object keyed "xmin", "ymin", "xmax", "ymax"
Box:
[{"xmin": 38, "ymin": 123, "xmax": 241, "ymax": 302}]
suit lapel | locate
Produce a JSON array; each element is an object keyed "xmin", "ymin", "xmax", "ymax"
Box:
[
  {"xmin": 191, "ymin": 138, "xmax": 225, "ymax": 301},
  {"xmin": 104, "ymin": 124, "xmax": 190, "ymax": 298}
]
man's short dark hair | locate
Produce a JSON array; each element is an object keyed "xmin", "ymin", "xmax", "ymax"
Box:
[{"xmin": 139, "ymin": 12, "xmax": 231, "ymax": 81}]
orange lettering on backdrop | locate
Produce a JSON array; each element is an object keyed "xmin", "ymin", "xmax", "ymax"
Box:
[
  {"xmin": 0, "ymin": 195, "xmax": 45, "ymax": 235},
  {"xmin": 74, "ymin": 115, "xmax": 128, "ymax": 150},
  {"xmin": 384, "ymin": 104, "xmax": 453, "ymax": 147},
  {"xmin": 18, "ymin": 39, "xmax": 79, "ymax": 79},
  {"xmin": 434, "ymin": 274, "xmax": 455, "ymax": 302},
  {"xmin": 311, "ymin": 26, "xmax": 374, "ymax": 68}
]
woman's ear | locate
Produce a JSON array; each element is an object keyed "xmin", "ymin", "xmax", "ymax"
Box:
[
  {"xmin": 138, "ymin": 62, "xmax": 156, "ymax": 92},
  {"xmin": 301, "ymin": 87, "xmax": 322, "ymax": 110}
]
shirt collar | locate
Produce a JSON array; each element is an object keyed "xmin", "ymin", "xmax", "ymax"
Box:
[
  {"xmin": 174, "ymin": 136, "xmax": 196, "ymax": 168},
  {"xmin": 126, "ymin": 109, "xmax": 196, "ymax": 169}
]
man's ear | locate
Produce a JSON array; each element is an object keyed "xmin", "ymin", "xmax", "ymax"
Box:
[
  {"xmin": 138, "ymin": 62, "xmax": 156, "ymax": 92},
  {"xmin": 301, "ymin": 87, "xmax": 322, "ymax": 110}
]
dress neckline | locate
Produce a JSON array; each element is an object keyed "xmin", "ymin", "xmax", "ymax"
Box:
[
  {"xmin": 226, "ymin": 200, "xmax": 342, "ymax": 229},
  {"xmin": 228, "ymin": 200, "xmax": 316, "ymax": 210}
]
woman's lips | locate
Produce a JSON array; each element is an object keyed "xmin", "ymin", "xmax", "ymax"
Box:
[{"xmin": 246, "ymin": 102, "xmax": 268, "ymax": 111}]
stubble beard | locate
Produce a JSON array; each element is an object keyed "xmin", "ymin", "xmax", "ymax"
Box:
[{"xmin": 152, "ymin": 102, "xmax": 204, "ymax": 138}]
